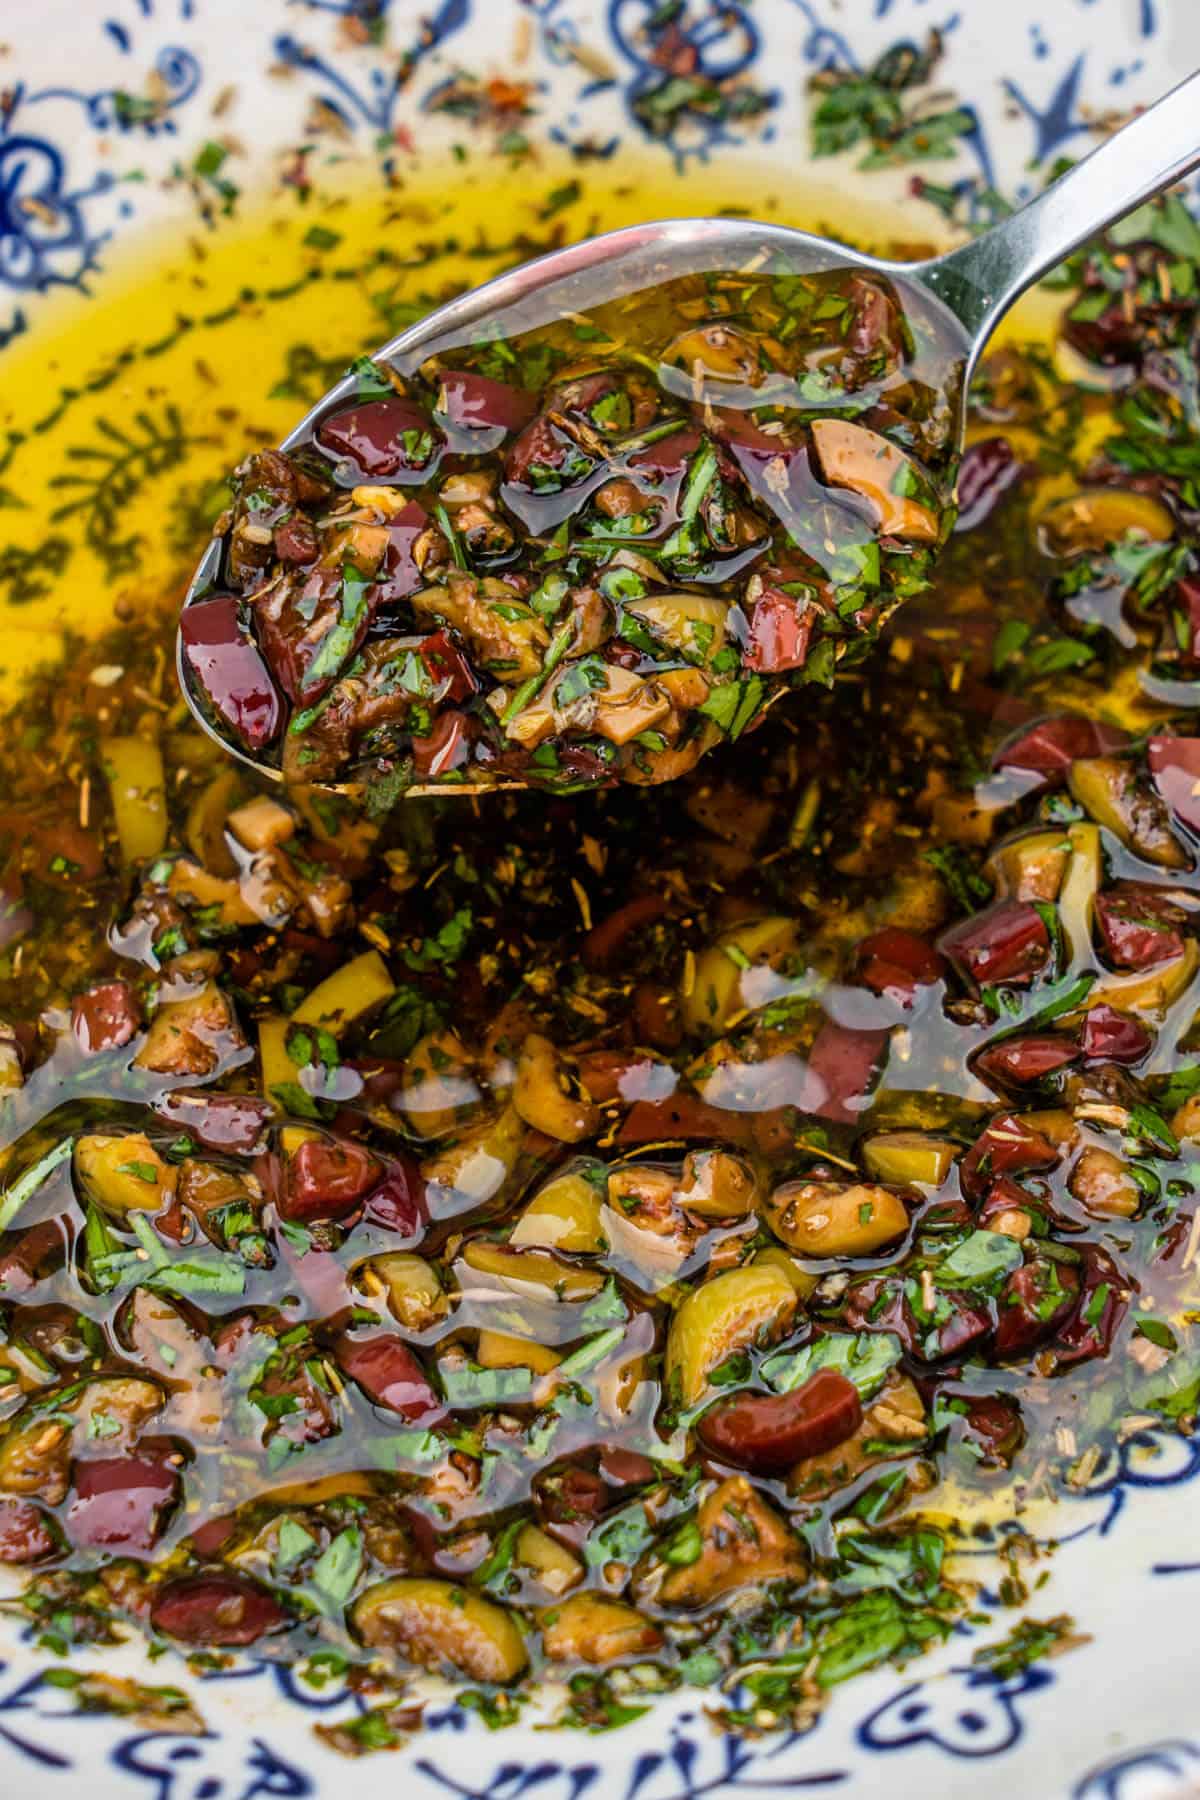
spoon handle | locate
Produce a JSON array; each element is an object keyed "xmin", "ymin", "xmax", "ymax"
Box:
[{"xmin": 917, "ymin": 67, "xmax": 1200, "ymax": 352}]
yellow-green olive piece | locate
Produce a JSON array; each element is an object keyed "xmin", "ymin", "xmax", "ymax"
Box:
[
  {"xmin": 655, "ymin": 1475, "xmax": 805, "ymax": 1607},
  {"xmin": 675, "ymin": 1149, "xmax": 758, "ymax": 1217},
  {"xmin": 462, "ymin": 1240, "xmax": 604, "ymax": 1300},
  {"xmin": 421, "ymin": 1105, "xmax": 526, "ymax": 1214},
  {"xmin": 984, "ymin": 829, "xmax": 1072, "ymax": 902},
  {"xmin": 510, "ymin": 1169, "xmax": 607, "ymax": 1253},
  {"xmin": 0, "ymin": 1414, "xmax": 72, "ymax": 1503},
  {"xmin": 352, "ymin": 1577, "xmax": 528, "ymax": 1681},
  {"xmin": 399, "ymin": 1029, "xmax": 481, "ymax": 1139},
  {"xmin": 862, "ymin": 1132, "xmax": 955, "ymax": 1188},
  {"xmin": 476, "ymin": 1329, "xmax": 561, "ymax": 1375},
  {"xmin": 625, "ymin": 592, "xmax": 730, "ymax": 664},
  {"xmin": 682, "ymin": 915, "xmax": 798, "ymax": 1034},
  {"xmin": 539, "ymin": 1593, "xmax": 663, "ymax": 1664},
  {"xmin": 751, "ymin": 1246, "xmax": 820, "ymax": 1301},
  {"xmin": 1068, "ymin": 1146, "xmax": 1142, "ymax": 1220},
  {"xmin": 1067, "ymin": 758, "xmax": 1187, "ymax": 868},
  {"xmin": 362, "ymin": 1253, "xmax": 446, "ymax": 1331},
  {"xmin": 665, "ymin": 1265, "xmax": 796, "ymax": 1408},
  {"xmin": 512, "ymin": 1034, "xmax": 599, "ymax": 1143},
  {"xmin": 766, "ymin": 1181, "xmax": 910, "ymax": 1257},
  {"xmin": 1039, "ymin": 488, "xmax": 1175, "ymax": 555},
  {"xmin": 74, "ymin": 1132, "xmax": 177, "ymax": 1215},
  {"xmin": 515, "ymin": 1523, "xmax": 583, "ymax": 1596}
]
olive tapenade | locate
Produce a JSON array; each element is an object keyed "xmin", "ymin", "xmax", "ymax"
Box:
[
  {"xmin": 1, "ymin": 193, "xmax": 1200, "ymax": 1743},
  {"xmin": 182, "ymin": 268, "xmax": 961, "ymax": 792}
]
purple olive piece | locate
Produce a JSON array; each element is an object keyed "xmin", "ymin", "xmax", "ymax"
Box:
[
  {"xmin": 179, "ymin": 596, "xmax": 282, "ymax": 753},
  {"xmin": 939, "ymin": 899, "xmax": 1052, "ymax": 988},
  {"xmin": 67, "ymin": 1452, "xmax": 180, "ymax": 1553},
  {"xmin": 437, "ymin": 371, "xmax": 538, "ymax": 436},
  {"xmin": 993, "ymin": 1258, "xmax": 1081, "ymax": 1357},
  {"xmin": 953, "ymin": 437, "xmax": 1024, "ymax": 533},
  {"xmin": 1148, "ymin": 735, "xmax": 1200, "ymax": 835},
  {"xmin": 1054, "ymin": 1244, "xmax": 1129, "ymax": 1367},
  {"xmin": 0, "ymin": 1498, "xmax": 58, "ymax": 1564},
  {"xmin": 1079, "ymin": 1005, "xmax": 1153, "ymax": 1065},
  {"xmin": 698, "ymin": 1370, "xmax": 862, "ymax": 1475},
  {"xmin": 151, "ymin": 1573, "xmax": 288, "ymax": 1646},
  {"xmin": 374, "ymin": 501, "xmax": 432, "ymax": 608},
  {"xmin": 153, "ymin": 1090, "xmax": 274, "ymax": 1155},
  {"xmin": 316, "ymin": 397, "xmax": 445, "ymax": 483},
  {"xmin": 972, "ymin": 1034, "xmax": 1079, "ymax": 1088},
  {"xmin": 994, "ymin": 714, "xmax": 1131, "ymax": 785}
]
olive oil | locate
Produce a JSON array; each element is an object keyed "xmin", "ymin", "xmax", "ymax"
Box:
[
  {"xmin": 0, "ymin": 152, "xmax": 1049, "ymax": 695},
  {"xmin": 0, "ymin": 161, "xmax": 859, "ymax": 689}
]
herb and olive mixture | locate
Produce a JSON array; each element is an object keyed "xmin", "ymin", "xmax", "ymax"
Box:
[
  {"xmin": 181, "ymin": 267, "xmax": 961, "ymax": 793},
  {"xmin": 3, "ymin": 194, "xmax": 1200, "ymax": 1747}
]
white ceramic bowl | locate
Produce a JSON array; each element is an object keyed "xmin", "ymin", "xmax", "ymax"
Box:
[{"xmin": 2, "ymin": 3, "xmax": 1200, "ymax": 1796}]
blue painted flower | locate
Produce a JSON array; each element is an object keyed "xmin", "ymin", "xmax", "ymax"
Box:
[
  {"xmin": 608, "ymin": 0, "xmax": 777, "ymax": 168},
  {"xmin": 112, "ymin": 1731, "xmax": 312, "ymax": 1800},
  {"xmin": 1073, "ymin": 1738, "xmax": 1200, "ymax": 1800},
  {"xmin": 0, "ymin": 133, "xmax": 109, "ymax": 292},
  {"xmin": 859, "ymin": 1666, "xmax": 1053, "ymax": 1760}
]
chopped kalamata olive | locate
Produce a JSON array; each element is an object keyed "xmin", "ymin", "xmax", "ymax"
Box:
[
  {"xmin": 697, "ymin": 1369, "xmax": 862, "ymax": 1474},
  {"xmin": 179, "ymin": 595, "xmax": 282, "ymax": 753},
  {"xmin": 437, "ymin": 371, "xmax": 538, "ymax": 438},
  {"xmin": 361, "ymin": 1158, "xmax": 426, "ymax": 1240},
  {"xmin": 1093, "ymin": 883, "xmax": 1187, "ymax": 969},
  {"xmin": 1079, "ymin": 1005, "xmax": 1153, "ymax": 1064},
  {"xmin": 954, "ymin": 436, "xmax": 1024, "ymax": 532},
  {"xmin": 994, "ymin": 714, "xmax": 1130, "ymax": 784},
  {"xmin": 994, "ymin": 1256, "xmax": 1082, "ymax": 1356},
  {"xmin": 420, "ymin": 630, "xmax": 479, "ymax": 704},
  {"xmin": 67, "ymin": 1451, "xmax": 180, "ymax": 1552},
  {"xmin": 536, "ymin": 1467, "xmax": 609, "ymax": 1549},
  {"xmin": 598, "ymin": 1447, "xmax": 657, "ymax": 1487},
  {"xmin": 742, "ymin": 587, "xmax": 818, "ymax": 672},
  {"xmin": 953, "ymin": 1391, "xmax": 1025, "ymax": 1467},
  {"xmin": 581, "ymin": 893, "xmax": 672, "ymax": 969},
  {"xmin": 411, "ymin": 709, "xmax": 472, "ymax": 780},
  {"xmin": 150, "ymin": 1573, "xmax": 288, "ymax": 1646},
  {"xmin": 959, "ymin": 1113, "xmax": 1062, "ymax": 1203},
  {"xmin": 857, "ymin": 927, "xmax": 945, "ymax": 1003},
  {"xmin": 335, "ymin": 1333, "xmax": 445, "ymax": 1423},
  {"xmin": 844, "ymin": 1276, "xmax": 990, "ymax": 1361},
  {"xmin": 72, "ymin": 979, "xmax": 141, "ymax": 1053},
  {"xmin": 0, "ymin": 1498, "xmax": 58, "ymax": 1563},
  {"xmin": 939, "ymin": 899, "xmax": 1052, "ymax": 988},
  {"xmin": 317, "ymin": 396, "xmax": 445, "ymax": 482},
  {"xmin": 152, "ymin": 1090, "xmax": 274, "ymax": 1155},
  {"xmin": 1147, "ymin": 736, "xmax": 1200, "ymax": 836},
  {"xmin": 805, "ymin": 1019, "xmax": 889, "ymax": 1123},
  {"xmin": 973, "ymin": 1034, "xmax": 1079, "ymax": 1088},
  {"xmin": 274, "ymin": 516, "xmax": 320, "ymax": 566},
  {"xmin": 1054, "ymin": 1245, "xmax": 1129, "ymax": 1367},
  {"xmin": 0, "ymin": 1219, "xmax": 69, "ymax": 1295},
  {"xmin": 279, "ymin": 1136, "xmax": 382, "ymax": 1223},
  {"xmin": 189, "ymin": 1514, "xmax": 237, "ymax": 1558}
]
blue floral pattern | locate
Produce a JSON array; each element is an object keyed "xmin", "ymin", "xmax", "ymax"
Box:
[
  {"xmin": 0, "ymin": 6, "xmax": 203, "ymax": 296},
  {"xmin": 1073, "ymin": 1740, "xmax": 1200, "ymax": 1800}
]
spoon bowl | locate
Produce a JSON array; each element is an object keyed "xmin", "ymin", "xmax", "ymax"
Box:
[{"xmin": 178, "ymin": 69, "xmax": 1200, "ymax": 790}]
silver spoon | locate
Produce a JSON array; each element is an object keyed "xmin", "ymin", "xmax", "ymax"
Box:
[{"xmin": 178, "ymin": 67, "xmax": 1200, "ymax": 789}]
